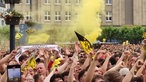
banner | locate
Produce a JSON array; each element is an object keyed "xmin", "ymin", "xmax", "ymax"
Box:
[{"xmin": 20, "ymin": 44, "xmax": 62, "ymax": 58}]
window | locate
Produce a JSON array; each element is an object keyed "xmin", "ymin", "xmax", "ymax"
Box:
[
  {"xmin": 44, "ymin": 0, "xmax": 50, "ymax": 4},
  {"xmin": 44, "ymin": 11, "xmax": 51, "ymax": 21},
  {"xmin": 106, "ymin": 0, "xmax": 112, "ymax": 5},
  {"xmin": 55, "ymin": 0, "xmax": 61, "ymax": 4},
  {"xmin": 106, "ymin": 11, "xmax": 112, "ymax": 21},
  {"xmin": 55, "ymin": 11, "xmax": 61, "ymax": 21},
  {"xmin": 65, "ymin": 11, "xmax": 71, "ymax": 21},
  {"xmin": 26, "ymin": 0, "xmax": 30, "ymax": 4},
  {"xmin": 25, "ymin": 12, "xmax": 31, "ymax": 20},
  {"xmin": 65, "ymin": 0, "xmax": 71, "ymax": 4}
]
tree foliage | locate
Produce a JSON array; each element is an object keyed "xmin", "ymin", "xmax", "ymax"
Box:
[
  {"xmin": 97, "ymin": 26, "xmax": 145, "ymax": 44},
  {"xmin": 0, "ymin": 26, "xmax": 10, "ymax": 40}
]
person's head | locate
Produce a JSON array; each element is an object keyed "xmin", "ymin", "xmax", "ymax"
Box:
[
  {"xmin": 36, "ymin": 62, "xmax": 47, "ymax": 76},
  {"xmin": 130, "ymin": 76, "xmax": 143, "ymax": 82},
  {"xmin": 74, "ymin": 61, "xmax": 82, "ymax": 73},
  {"xmin": 61, "ymin": 71, "xmax": 69, "ymax": 82},
  {"xmin": 97, "ymin": 58, "xmax": 105, "ymax": 67},
  {"xmin": 119, "ymin": 68, "xmax": 129, "ymax": 77},
  {"xmin": 33, "ymin": 74, "xmax": 44, "ymax": 82},
  {"xmin": 27, "ymin": 67, "xmax": 35, "ymax": 76},
  {"xmin": 109, "ymin": 56, "xmax": 117, "ymax": 65},
  {"xmin": 39, "ymin": 56, "xmax": 45, "ymax": 62},
  {"xmin": 114, "ymin": 53, "xmax": 121, "ymax": 61},
  {"xmin": 104, "ymin": 70, "xmax": 122, "ymax": 82},
  {"xmin": 94, "ymin": 67, "xmax": 103, "ymax": 75},
  {"xmin": 25, "ymin": 73, "xmax": 34, "ymax": 82},
  {"xmin": 19, "ymin": 55, "xmax": 28, "ymax": 65},
  {"xmin": 74, "ymin": 61, "xmax": 82, "ymax": 80},
  {"xmin": 8, "ymin": 60, "xmax": 18, "ymax": 65},
  {"xmin": 92, "ymin": 75, "xmax": 104, "ymax": 82},
  {"xmin": 50, "ymin": 74, "xmax": 64, "ymax": 82}
]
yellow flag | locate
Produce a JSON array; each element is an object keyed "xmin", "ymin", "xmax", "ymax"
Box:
[
  {"xmin": 27, "ymin": 56, "xmax": 36, "ymax": 69},
  {"xmin": 125, "ymin": 40, "xmax": 129, "ymax": 45},
  {"xmin": 51, "ymin": 58, "xmax": 61, "ymax": 70},
  {"xmin": 123, "ymin": 42, "xmax": 125, "ymax": 46},
  {"xmin": 75, "ymin": 31, "xmax": 92, "ymax": 54},
  {"xmin": 102, "ymin": 38, "xmax": 106, "ymax": 42},
  {"xmin": 27, "ymin": 50, "xmax": 37, "ymax": 69},
  {"xmin": 15, "ymin": 32, "xmax": 23, "ymax": 39},
  {"xmin": 143, "ymin": 32, "xmax": 146, "ymax": 38}
]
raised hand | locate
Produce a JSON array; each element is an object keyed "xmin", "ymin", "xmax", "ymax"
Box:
[
  {"xmin": 10, "ymin": 49, "xmax": 17, "ymax": 56},
  {"xmin": 65, "ymin": 46, "xmax": 71, "ymax": 55},
  {"xmin": 75, "ymin": 41, "xmax": 80, "ymax": 53},
  {"xmin": 136, "ymin": 59, "xmax": 144, "ymax": 68}
]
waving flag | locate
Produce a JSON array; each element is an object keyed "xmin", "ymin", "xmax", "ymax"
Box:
[
  {"xmin": 15, "ymin": 32, "xmax": 23, "ymax": 39},
  {"xmin": 75, "ymin": 31, "xmax": 92, "ymax": 54}
]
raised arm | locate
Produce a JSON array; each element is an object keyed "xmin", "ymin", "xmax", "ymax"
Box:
[
  {"xmin": 116, "ymin": 50, "xmax": 130, "ymax": 65},
  {"xmin": 0, "ymin": 50, "xmax": 17, "ymax": 65},
  {"xmin": 67, "ymin": 58, "xmax": 76, "ymax": 82},
  {"xmin": 84, "ymin": 51, "xmax": 100, "ymax": 82},
  {"xmin": 81, "ymin": 52, "xmax": 92, "ymax": 70},
  {"xmin": 136, "ymin": 60, "xmax": 146, "ymax": 76},
  {"xmin": 44, "ymin": 57, "xmax": 71, "ymax": 82},
  {"xmin": 122, "ymin": 59, "xmax": 142, "ymax": 82},
  {"xmin": 0, "ymin": 70, "xmax": 7, "ymax": 82},
  {"xmin": 100, "ymin": 51, "xmax": 112, "ymax": 73}
]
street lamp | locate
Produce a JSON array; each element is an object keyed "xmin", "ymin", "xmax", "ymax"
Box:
[{"xmin": 4, "ymin": 0, "xmax": 21, "ymax": 52}]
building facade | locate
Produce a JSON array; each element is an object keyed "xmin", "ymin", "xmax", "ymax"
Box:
[
  {"xmin": 13, "ymin": 0, "xmax": 146, "ymax": 26},
  {"xmin": 103, "ymin": 0, "xmax": 146, "ymax": 26},
  {"xmin": 0, "ymin": 0, "xmax": 6, "ymax": 26}
]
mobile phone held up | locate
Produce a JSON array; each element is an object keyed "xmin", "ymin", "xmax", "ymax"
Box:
[{"xmin": 7, "ymin": 65, "xmax": 21, "ymax": 82}]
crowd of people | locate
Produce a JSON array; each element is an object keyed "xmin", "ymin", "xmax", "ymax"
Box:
[{"xmin": 0, "ymin": 40, "xmax": 146, "ymax": 82}]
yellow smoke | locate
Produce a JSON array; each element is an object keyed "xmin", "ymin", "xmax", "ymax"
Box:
[
  {"xmin": 28, "ymin": 30, "xmax": 50, "ymax": 44},
  {"xmin": 74, "ymin": 0, "xmax": 105, "ymax": 43},
  {"xmin": 27, "ymin": 0, "xmax": 105, "ymax": 44},
  {"xmin": 54, "ymin": 0, "xmax": 105, "ymax": 43}
]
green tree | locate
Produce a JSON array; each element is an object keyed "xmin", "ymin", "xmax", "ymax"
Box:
[
  {"xmin": 130, "ymin": 26, "xmax": 144, "ymax": 44},
  {"xmin": 0, "ymin": 26, "xmax": 10, "ymax": 40},
  {"xmin": 98, "ymin": 26, "xmax": 145, "ymax": 44},
  {"xmin": 98, "ymin": 27, "xmax": 119, "ymax": 42}
]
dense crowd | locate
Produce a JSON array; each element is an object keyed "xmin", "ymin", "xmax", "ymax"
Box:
[{"xmin": 0, "ymin": 40, "xmax": 146, "ymax": 82}]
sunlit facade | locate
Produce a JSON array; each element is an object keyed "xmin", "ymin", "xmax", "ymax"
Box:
[{"xmin": 13, "ymin": 0, "xmax": 146, "ymax": 26}]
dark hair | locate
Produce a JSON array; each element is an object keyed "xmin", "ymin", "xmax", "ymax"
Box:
[
  {"xmin": 78, "ymin": 58, "xmax": 86, "ymax": 65},
  {"xmin": 36, "ymin": 58, "xmax": 41, "ymax": 63},
  {"xmin": 92, "ymin": 75, "xmax": 103, "ymax": 82},
  {"xmin": 19, "ymin": 55, "xmax": 27, "ymax": 62},
  {"xmin": 130, "ymin": 76, "xmax": 143, "ymax": 82},
  {"xmin": 50, "ymin": 74, "xmax": 64, "ymax": 82},
  {"xmin": 109, "ymin": 56, "xmax": 117, "ymax": 65},
  {"xmin": 78, "ymin": 65, "xmax": 89, "ymax": 80},
  {"xmin": 61, "ymin": 71, "xmax": 69, "ymax": 77},
  {"xmin": 78, "ymin": 69, "xmax": 86, "ymax": 80},
  {"xmin": 98, "ymin": 58, "xmax": 105, "ymax": 66},
  {"xmin": 104, "ymin": 70, "xmax": 122, "ymax": 82},
  {"xmin": 33, "ymin": 74, "xmax": 41, "ymax": 82}
]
